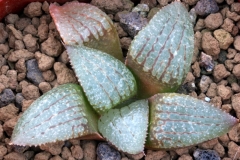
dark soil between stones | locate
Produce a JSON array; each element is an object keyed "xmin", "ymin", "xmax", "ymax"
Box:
[{"xmin": 0, "ymin": 0, "xmax": 240, "ymax": 160}]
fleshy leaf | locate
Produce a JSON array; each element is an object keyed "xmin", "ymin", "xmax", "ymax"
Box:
[
  {"xmin": 10, "ymin": 84, "xmax": 101, "ymax": 146},
  {"xmin": 146, "ymin": 93, "xmax": 238, "ymax": 149},
  {"xmin": 49, "ymin": 1, "xmax": 123, "ymax": 61},
  {"xmin": 98, "ymin": 100, "xmax": 149, "ymax": 154},
  {"xmin": 126, "ymin": 2, "xmax": 194, "ymax": 98},
  {"xmin": 66, "ymin": 45, "xmax": 137, "ymax": 114}
]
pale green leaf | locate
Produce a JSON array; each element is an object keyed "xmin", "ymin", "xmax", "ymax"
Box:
[
  {"xmin": 126, "ymin": 2, "xmax": 194, "ymax": 98},
  {"xmin": 98, "ymin": 100, "xmax": 149, "ymax": 154},
  {"xmin": 146, "ymin": 93, "xmax": 238, "ymax": 149},
  {"xmin": 66, "ymin": 45, "xmax": 137, "ymax": 114},
  {"xmin": 11, "ymin": 84, "xmax": 100, "ymax": 146},
  {"xmin": 49, "ymin": 1, "xmax": 123, "ymax": 61}
]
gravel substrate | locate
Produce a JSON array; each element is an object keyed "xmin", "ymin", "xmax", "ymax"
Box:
[{"xmin": 0, "ymin": 0, "xmax": 240, "ymax": 160}]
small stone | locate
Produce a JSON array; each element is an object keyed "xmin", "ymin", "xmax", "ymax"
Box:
[
  {"xmin": 199, "ymin": 52, "xmax": 214, "ymax": 72},
  {"xmin": 35, "ymin": 52, "xmax": 55, "ymax": 71},
  {"xmin": 175, "ymin": 147, "xmax": 189, "ymax": 156},
  {"xmin": 34, "ymin": 151, "xmax": 51, "ymax": 160},
  {"xmin": 228, "ymin": 141, "xmax": 240, "ymax": 159},
  {"xmin": 193, "ymin": 149, "xmax": 220, "ymax": 160},
  {"xmin": 234, "ymin": 36, "xmax": 240, "ymax": 51},
  {"xmin": 15, "ymin": 58, "xmax": 26, "ymax": 73},
  {"xmin": 3, "ymin": 116, "xmax": 18, "ymax": 136},
  {"xmin": 0, "ymin": 103, "xmax": 18, "ymax": 121},
  {"xmin": 23, "ymin": 25, "xmax": 37, "ymax": 36},
  {"xmin": 5, "ymin": 14, "xmax": 19, "ymax": 24},
  {"xmin": 54, "ymin": 62, "xmax": 77, "ymax": 85},
  {"xmin": 198, "ymin": 138, "xmax": 218, "ymax": 149},
  {"xmin": 233, "ymin": 64, "xmax": 240, "ymax": 79},
  {"xmin": 8, "ymin": 49, "xmax": 34, "ymax": 62},
  {"xmin": 192, "ymin": 62, "xmax": 201, "ymax": 77},
  {"xmin": 0, "ymin": 25, "xmax": 8, "ymax": 44},
  {"xmin": 8, "ymin": 32, "xmax": 16, "ymax": 48},
  {"xmin": 132, "ymin": 4, "xmax": 149, "ymax": 17},
  {"xmin": 0, "ymin": 55, "xmax": 6, "ymax": 68},
  {"xmin": 24, "ymin": 2, "xmax": 43, "ymax": 18},
  {"xmin": 228, "ymin": 124, "xmax": 240, "ymax": 142},
  {"xmin": 119, "ymin": 12, "xmax": 148, "ymax": 38},
  {"xmin": 202, "ymin": 32, "xmax": 220, "ymax": 59},
  {"xmin": 178, "ymin": 154, "xmax": 193, "ymax": 160},
  {"xmin": 0, "ymin": 83, "xmax": 5, "ymax": 93},
  {"xmin": 32, "ymin": 17, "xmax": 40, "ymax": 29},
  {"xmin": 42, "ymin": 70, "xmax": 56, "ymax": 82},
  {"xmin": 61, "ymin": 147, "xmax": 72, "ymax": 160},
  {"xmin": 21, "ymin": 99, "xmax": 34, "ymax": 112},
  {"xmin": 221, "ymin": 18, "xmax": 234, "ymax": 33},
  {"xmin": 204, "ymin": 13, "xmax": 223, "ymax": 30},
  {"xmin": 194, "ymin": 19, "xmax": 205, "ymax": 31},
  {"xmin": 213, "ymin": 29, "xmax": 233, "ymax": 50},
  {"xmin": 4, "ymin": 152, "xmax": 26, "ymax": 160},
  {"xmin": 91, "ymin": 0, "xmax": 133, "ymax": 14},
  {"xmin": 23, "ymin": 34, "xmax": 39, "ymax": 52},
  {"xmin": 82, "ymin": 141, "xmax": 97, "ymax": 160},
  {"xmin": 157, "ymin": 0, "xmax": 168, "ymax": 7},
  {"xmin": 41, "ymin": 36, "xmax": 62, "ymax": 57},
  {"xmin": 207, "ymin": 83, "xmax": 217, "ymax": 98},
  {"xmin": 14, "ymin": 40, "xmax": 25, "ymax": 50},
  {"xmin": 199, "ymin": 75, "xmax": 212, "ymax": 93},
  {"xmin": 15, "ymin": 93, "xmax": 24, "ymax": 109},
  {"xmin": 38, "ymin": 23, "xmax": 49, "ymax": 42},
  {"xmin": 225, "ymin": 60, "xmax": 234, "ymax": 71},
  {"xmin": 97, "ymin": 143, "xmax": 121, "ymax": 160},
  {"xmin": 0, "ymin": 43, "xmax": 10, "ymax": 55},
  {"xmin": 7, "ymin": 25, "xmax": 23, "ymax": 40},
  {"xmin": 40, "ymin": 141, "xmax": 64, "ymax": 155},
  {"xmin": 15, "ymin": 18, "xmax": 31, "ymax": 31},
  {"xmin": 218, "ymin": 50, "xmax": 227, "ymax": 64},
  {"xmin": 213, "ymin": 64, "xmax": 230, "ymax": 82},
  {"xmin": 194, "ymin": 0, "xmax": 219, "ymax": 16},
  {"xmin": 39, "ymin": 82, "xmax": 51, "ymax": 93},
  {"xmin": 71, "ymin": 145, "xmax": 83, "ymax": 160},
  {"xmin": 114, "ymin": 23, "xmax": 128, "ymax": 38},
  {"xmin": 18, "ymin": 74, "xmax": 26, "ymax": 84},
  {"xmin": 231, "ymin": 82, "xmax": 240, "ymax": 93},
  {"xmin": 226, "ymin": 11, "xmax": 240, "ymax": 22},
  {"xmin": 26, "ymin": 59, "xmax": 44, "ymax": 85},
  {"xmin": 42, "ymin": 1, "xmax": 50, "ymax": 14},
  {"xmin": 0, "ymin": 145, "xmax": 7, "ymax": 158},
  {"xmin": 6, "ymin": 70, "xmax": 18, "ymax": 89},
  {"xmin": 58, "ymin": 51, "xmax": 69, "ymax": 64},
  {"xmin": 145, "ymin": 150, "xmax": 169, "ymax": 160},
  {"xmin": 22, "ymin": 84, "xmax": 40, "ymax": 100},
  {"xmin": 0, "ymin": 89, "xmax": 15, "ymax": 107},
  {"xmin": 120, "ymin": 37, "xmax": 132, "ymax": 50},
  {"xmin": 140, "ymin": 0, "xmax": 157, "ymax": 9},
  {"xmin": 232, "ymin": 93, "xmax": 240, "ymax": 118},
  {"xmin": 221, "ymin": 104, "xmax": 232, "ymax": 113},
  {"xmin": 50, "ymin": 155, "xmax": 63, "ymax": 160},
  {"xmin": 217, "ymin": 85, "xmax": 232, "ymax": 100}
]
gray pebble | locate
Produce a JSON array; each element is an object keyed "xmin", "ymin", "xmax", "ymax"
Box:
[
  {"xmin": 26, "ymin": 59, "xmax": 44, "ymax": 85},
  {"xmin": 194, "ymin": 0, "xmax": 219, "ymax": 16},
  {"xmin": 193, "ymin": 149, "xmax": 220, "ymax": 160},
  {"xmin": 97, "ymin": 143, "xmax": 121, "ymax": 160},
  {"xmin": 0, "ymin": 89, "xmax": 16, "ymax": 107},
  {"xmin": 15, "ymin": 93, "xmax": 24, "ymax": 110},
  {"xmin": 119, "ymin": 12, "xmax": 148, "ymax": 38}
]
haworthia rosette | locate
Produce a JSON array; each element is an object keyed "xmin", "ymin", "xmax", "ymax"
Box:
[
  {"xmin": 146, "ymin": 93, "xmax": 238, "ymax": 149},
  {"xmin": 126, "ymin": 2, "xmax": 194, "ymax": 98},
  {"xmin": 10, "ymin": 84, "xmax": 101, "ymax": 146},
  {"xmin": 66, "ymin": 45, "xmax": 137, "ymax": 114},
  {"xmin": 49, "ymin": 2, "xmax": 123, "ymax": 61},
  {"xmin": 98, "ymin": 100, "xmax": 149, "ymax": 154}
]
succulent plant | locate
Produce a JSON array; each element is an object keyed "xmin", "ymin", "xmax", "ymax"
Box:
[{"xmin": 10, "ymin": 1, "xmax": 238, "ymax": 155}]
